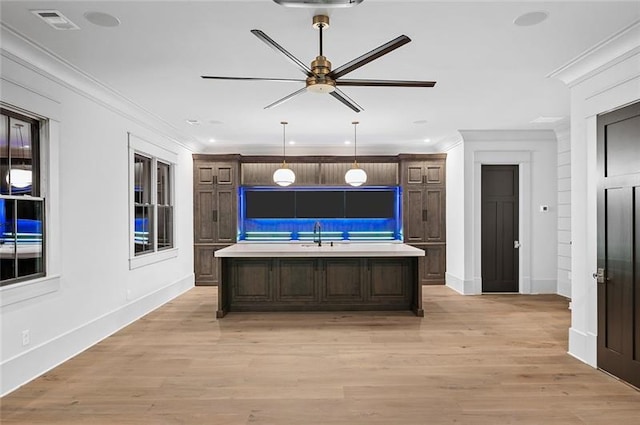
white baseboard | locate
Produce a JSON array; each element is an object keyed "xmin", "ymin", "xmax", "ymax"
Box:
[
  {"xmin": 445, "ymin": 273, "xmax": 477, "ymax": 295},
  {"xmin": 557, "ymin": 278, "xmax": 571, "ymax": 298},
  {"xmin": 0, "ymin": 274, "xmax": 194, "ymax": 396},
  {"xmin": 568, "ymin": 327, "xmax": 597, "ymax": 368}
]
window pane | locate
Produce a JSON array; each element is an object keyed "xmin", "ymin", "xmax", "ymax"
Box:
[
  {"xmin": 7, "ymin": 118, "xmax": 34, "ymax": 196},
  {"xmin": 157, "ymin": 162, "xmax": 170, "ymax": 206},
  {"xmin": 157, "ymin": 205, "xmax": 173, "ymax": 250},
  {"xmin": 134, "ymin": 154, "xmax": 151, "ymax": 204},
  {"xmin": 16, "ymin": 199, "xmax": 44, "ymax": 278},
  {"xmin": 134, "ymin": 205, "xmax": 154, "ymax": 255},
  {"xmin": 1, "ymin": 198, "xmax": 44, "ymax": 284},
  {"xmin": 0, "ymin": 114, "xmax": 8, "ymax": 195},
  {"xmin": 0, "ymin": 198, "xmax": 16, "ymax": 281}
]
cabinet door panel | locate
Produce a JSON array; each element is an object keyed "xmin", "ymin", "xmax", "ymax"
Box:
[
  {"xmin": 405, "ymin": 189, "xmax": 425, "ymax": 242},
  {"xmin": 196, "ymin": 165, "xmax": 214, "ymax": 185},
  {"xmin": 194, "ymin": 246, "xmax": 216, "ymax": 285},
  {"xmin": 195, "ymin": 190, "xmax": 215, "ymax": 243},
  {"xmin": 419, "ymin": 244, "xmax": 445, "ymax": 285},
  {"xmin": 277, "ymin": 259, "xmax": 317, "ymax": 301},
  {"xmin": 216, "ymin": 164, "xmax": 235, "ymax": 185},
  {"xmin": 425, "ymin": 188, "xmax": 445, "ymax": 242},
  {"xmin": 322, "ymin": 259, "xmax": 364, "ymax": 302},
  {"xmin": 232, "ymin": 259, "xmax": 272, "ymax": 302},
  {"xmin": 425, "ymin": 161, "xmax": 445, "ymax": 185},
  {"xmin": 368, "ymin": 259, "xmax": 410, "ymax": 303},
  {"xmin": 216, "ymin": 188, "xmax": 236, "ymax": 243}
]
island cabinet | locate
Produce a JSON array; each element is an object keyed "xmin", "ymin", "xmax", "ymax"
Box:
[
  {"xmin": 220, "ymin": 257, "xmax": 417, "ymax": 315},
  {"xmin": 193, "ymin": 155, "xmax": 239, "ymax": 285},
  {"xmin": 400, "ymin": 155, "xmax": 447, "ymax": 284}
]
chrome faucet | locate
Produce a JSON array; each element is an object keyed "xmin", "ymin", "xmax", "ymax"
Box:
[{"xmin": 313, "ymin": 221, "xmax": 322, "ymax": 247}]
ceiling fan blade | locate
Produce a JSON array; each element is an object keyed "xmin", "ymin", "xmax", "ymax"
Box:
[
  {"xmin": 264, "ymin": 87, "xmax": 308, "ymax": 110},
  {"xmin": 201, "ymin": 76, "xmax": 305, "ymax": 83},
  {"xmin": 336, "ymin": 79, "xmax": 436, "ymax": 88},
  {"xmin": 251, "ymin": 29, "xmax": 314, "ymax": 77},
  {"xmin": 329, "ymin": 88, "xmax": 363, "ymax": 113},
  {"xmin": 328, "ymin": 35, "xmax": 411, "ymax": 80}
]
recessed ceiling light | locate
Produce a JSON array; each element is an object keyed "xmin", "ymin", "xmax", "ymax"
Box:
[
  {"xmin": 289, "ymin": 140, "xmax": 296, "ymax": 145},
  {"xmin": 514, "ymin": 11, "xmax": 549, "ymax": 27},
  {"xmin": 83, "ymin": 11, "xmax": 120, "ymax": 27},
  {"xmin": 530, "ymin": 116, "xmax": 564, "ymax": 124},
  {"xmin": 424, "ymin": 138, "xmax": 431, "ymax": 143},
  {"xmin": 413, "ymin": 120, "xmax": 428, "ymax": 125},
  {"xmin": 186, "ymin": 119, "xmax": 200, "ymax": 125},
  {"xmin": 344, "ymin": 140, "xmax": 351, "ymax": 145},
  {"xmin": 209, "ymin": 138, "xmax": 216, "ymax": 143}
]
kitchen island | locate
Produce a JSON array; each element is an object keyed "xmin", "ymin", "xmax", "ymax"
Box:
[{"xmin": 214, "ymin": 242, "xmax": 425, "ymax": 317}]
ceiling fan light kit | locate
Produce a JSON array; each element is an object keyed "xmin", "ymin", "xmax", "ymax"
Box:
[{"xmin": 201, "ymin": 14, "xmax": 436, "ymax": 112}]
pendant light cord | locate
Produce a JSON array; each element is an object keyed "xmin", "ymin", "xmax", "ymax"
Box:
[
  {"xmin": 281, "ymin": 121, "xmax": 288, "ymax": 166},
  {"xmin": 352, "ymin": 121, "xmax": 359, "ymax": 167}
]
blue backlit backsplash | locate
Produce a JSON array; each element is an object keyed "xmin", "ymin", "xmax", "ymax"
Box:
[{"xmin": 238, "ymin": 186, "xmax": 403, "ymax": 242}]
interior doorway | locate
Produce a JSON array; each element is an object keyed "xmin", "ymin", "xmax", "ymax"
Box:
[
  {"xmin": 481, "ymin": 165, "xmax": 519, "ymax": 292},
  {"xmin": 596, "ymin": 101, "xmax": 640, "ymax": 389}
]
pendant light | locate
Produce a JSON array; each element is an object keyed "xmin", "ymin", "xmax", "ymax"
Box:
[
  {"xmin": 273, "ymin": 121, "xmax": 295, "ymax": 186},
  {"xmin": 5, "ymin": 123, "xmax": 32, "ymax": 190},
  {"xmin": 344, "ymin": 121, "xmax": 367, "ymax": 186}
]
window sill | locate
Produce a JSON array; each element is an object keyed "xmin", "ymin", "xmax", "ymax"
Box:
[
  {"xmin": 129, "ymin": 248, "xmax": 178, "ymax": 270},
  {"xmin": 0, "ymin": 274, "xmax": 61, "ymax": 307}
]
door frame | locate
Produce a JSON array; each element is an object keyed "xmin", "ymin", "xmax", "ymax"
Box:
[{"xmin": 473, "ymin": 151, "xmax": 532, "ymax": 294}]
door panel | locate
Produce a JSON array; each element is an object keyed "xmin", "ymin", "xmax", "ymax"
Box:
[
  {"xmin": 425, "ymin": 188, "xmax": 444, "ymax": 241},
  {"xmin": 481, "ymin": 165, "xmax": 519, "ymax": 292},
  {"xmin": 215, "ymin": 188, "xmax": 236, "ymax": 243},
  {"xmin": 597, "ymin": 102, "xmax": 640, "ymax": 388},
  {"xmin": 405, "ymin": 189, "xmax": 425, "ymax": 242}
]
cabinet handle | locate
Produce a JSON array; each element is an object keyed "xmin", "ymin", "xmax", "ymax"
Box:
[
  {"xmin": 213, "ymin": 175, "xmax": 217, "ymax": 185},
  {"xmin": 422, "ymin": 210, "xmax": 427, "ymax": 221},
  {"xmin": 422, "ymin": 175, "xmax": 427, "ymax": 184},
  {"xmin": 212, "ymin": 210, "xmax": 218, "ymax": 222}
]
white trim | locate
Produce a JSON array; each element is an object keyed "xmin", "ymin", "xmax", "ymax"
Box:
[
  {"xmin": 445, "ymin": 272, "xmax": 475, "ymax": 295},
  {"xmin": 0, "ymin": 275, "xmax": 60, "ymax": 307},
  {"xmin": 473, "ymin": 151, "xmax": 532, "ymax": 295},
  {"xmin": 0, "ymin": 273, "xmax": 194, "ymax": 396},
  {"xmin": 547, "ymin": 20, "xmax": 640, "ymax": 86},
  {"xmin": 530, "ymin": 279, "xmax": 558, "ymax": 294},
  {"xmin": 129, "ymin": 247, "xmax": 179, "ymax": 270},
  {"xmin": 568, "ymin": 327, "xmax": 597, "ymax": 368}
]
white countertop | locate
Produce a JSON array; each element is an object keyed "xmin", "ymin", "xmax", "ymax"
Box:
[{"xmin": 214, "ymin": 242, "xmax": 425, "ymax": 258}]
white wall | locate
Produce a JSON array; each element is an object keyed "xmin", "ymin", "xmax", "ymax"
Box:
[
  {"xmin": 555, "ymin": 124, "xmax": 572, "ymax": 298},
  {"xmin": 444, "ymin": 141, "xmax": 466, "ymax": 292},
  {"xmin": 0, "ymin": 26, "xmax": 195, "ymax": 395},
  {"xmin": 548, "ymin": 21, "xmax": 640, "ymax": 367},
  {"xmin": 446, "ymin": 130, "xmax": 558, "ymax": 295}
]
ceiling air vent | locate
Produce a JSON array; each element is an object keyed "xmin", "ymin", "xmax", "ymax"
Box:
[
  {"xmin": 31, "ymin": 10, "xmax": 80, "ymax": 30},
  {"xmin": 272, "ymin": 0, "xmax": 364, "ymax": 7}
]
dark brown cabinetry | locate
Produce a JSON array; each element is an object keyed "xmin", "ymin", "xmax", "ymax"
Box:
[
  {"xmin": 219, "ymin": 257, "xmax": 418, "ymax": 315},
  {"xmin": 401, "ymin": 156, "xmax": 447, "ymax": 284},
  {"xmin": 193, "ymin": 156, "xmax": 239, "ymax": 285}
]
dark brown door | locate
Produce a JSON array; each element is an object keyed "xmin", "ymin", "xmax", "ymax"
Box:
[
  {"xmin": 597, "ymin": 101, "xmax": 640, "ymax": 388},
  {"xmin": 481, "ymin": 165, "xmax": 519, "ymax": 292}
]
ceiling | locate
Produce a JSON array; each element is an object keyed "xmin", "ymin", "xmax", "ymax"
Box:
[{"xmin": 1, "ymin": 1, "xmax": 639, "ymax": 155}]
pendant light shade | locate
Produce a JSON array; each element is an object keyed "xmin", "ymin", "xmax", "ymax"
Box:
[
  {"xmin": 345, "ymin": 121, "xmax": 367, "ymax": 186},
  {"xmin": 273, "ymin": 121, "xmax": 295, "ymax": 186}
]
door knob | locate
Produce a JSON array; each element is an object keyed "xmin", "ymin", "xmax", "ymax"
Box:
[{"xmin": 514, "ymin": 240, "xmax": 521, "ymax": 249}]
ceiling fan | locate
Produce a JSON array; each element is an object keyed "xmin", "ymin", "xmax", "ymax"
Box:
[{"xmin": 201, "ymin": 15, "xmax": 436, "ymax": 113}]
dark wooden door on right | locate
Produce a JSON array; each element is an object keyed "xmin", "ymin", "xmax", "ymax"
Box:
[
  {"xmin": 597, "ymin": 101, "xmax": 640, "ymax": 389},
  {"xmin": 481, "ymin": 165, "xmax": 519, "ymax": 292}
]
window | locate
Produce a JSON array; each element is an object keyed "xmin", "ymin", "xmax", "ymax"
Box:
[
  {"xmin": 0, "ymin": 108, "xmax": 45, "ymax": 286},
  {"xmin": 129, "ymin": 134, "xmax": 176, "ymax": 267}
]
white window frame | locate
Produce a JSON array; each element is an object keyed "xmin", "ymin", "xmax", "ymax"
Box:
[{"xmin": 128, "ymin": 133, "xmax": 178, "ymax": 270}]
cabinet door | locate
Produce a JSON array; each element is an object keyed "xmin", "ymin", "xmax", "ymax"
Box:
[
  {"xmin": 214, "ymin": 187, "xmax": 237, "ymax": 243},
  {"xmin": 214, "ymin": 163, "xmax": 236, "ymax": 185},
  {"xmin": 194, "ymin": 189, "xmax": 215, "ymax": 243},
  {"xmin": 402, "ymin": 161, "xmax": 426, "ymax": 185},
  {"xmin": 230, "ymin": 259, "xmax": 273, "ymax": 302},
  {"xmin": 368, "ymin": 258, "xmax": 410, "ymax": 304},
  {"xmin": 414, "ymin": 244, "xmax": 445, "ymax": 285},
  {"xmin": 194, "ymin": 245, "xmax": 227, "ymax": 286},
  {"xmin": 321, "ymin": 258, "xmax": 364, "ymax": 302},
  {"xmin": 423, "ymin": 160, "xmax": 445, "ymax": 185},
  {"xmin": 277, "ymin": 259, "xmax": 318, "ymax": 302},
  {"xmin": 404, "ymin": 188, "xmax": 426, "ymax": 242},
  {"xmin": 425, "ymin": 187, "xmax": 445, "ymax": 242}
]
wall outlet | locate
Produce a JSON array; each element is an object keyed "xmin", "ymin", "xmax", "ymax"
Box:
[
  {"xmin": 539, "ymin": 205, "xmax": 549, "ymax": 212},
  {"xmin": 22, "ymin": 330, "xmax": 30, "ymax": 347}
]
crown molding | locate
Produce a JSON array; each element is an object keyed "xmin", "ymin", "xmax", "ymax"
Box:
[
  {"xmin": 459, "ymin": 129, "xmax": 557, "ymax": 143},
  {"xmin": 547, "ymin": 20, "xmax": 640, "ymax": 87}
]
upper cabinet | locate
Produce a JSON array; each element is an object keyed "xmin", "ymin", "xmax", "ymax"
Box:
[
  {"xmin": 401, "ymin": 156, "xmax": 447, "ymax": 243},
  {"xmin": 193, "ymin": 157, "xmax": 239, "ymax": 244}
]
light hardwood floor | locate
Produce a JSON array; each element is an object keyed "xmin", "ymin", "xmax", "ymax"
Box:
[{"xmin": 2, "ymin": 286, "xmax": 639, "ymax": 424}]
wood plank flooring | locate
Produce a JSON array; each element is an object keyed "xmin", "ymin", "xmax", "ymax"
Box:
[{"xmin": 2, "ymin": 286, "xmax": 639, "ymax": 424}]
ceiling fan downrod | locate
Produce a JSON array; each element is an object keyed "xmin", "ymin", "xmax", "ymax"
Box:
[{"xmin": 307, "ymin": 15, "xmax": 336, "ymax": 93}]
